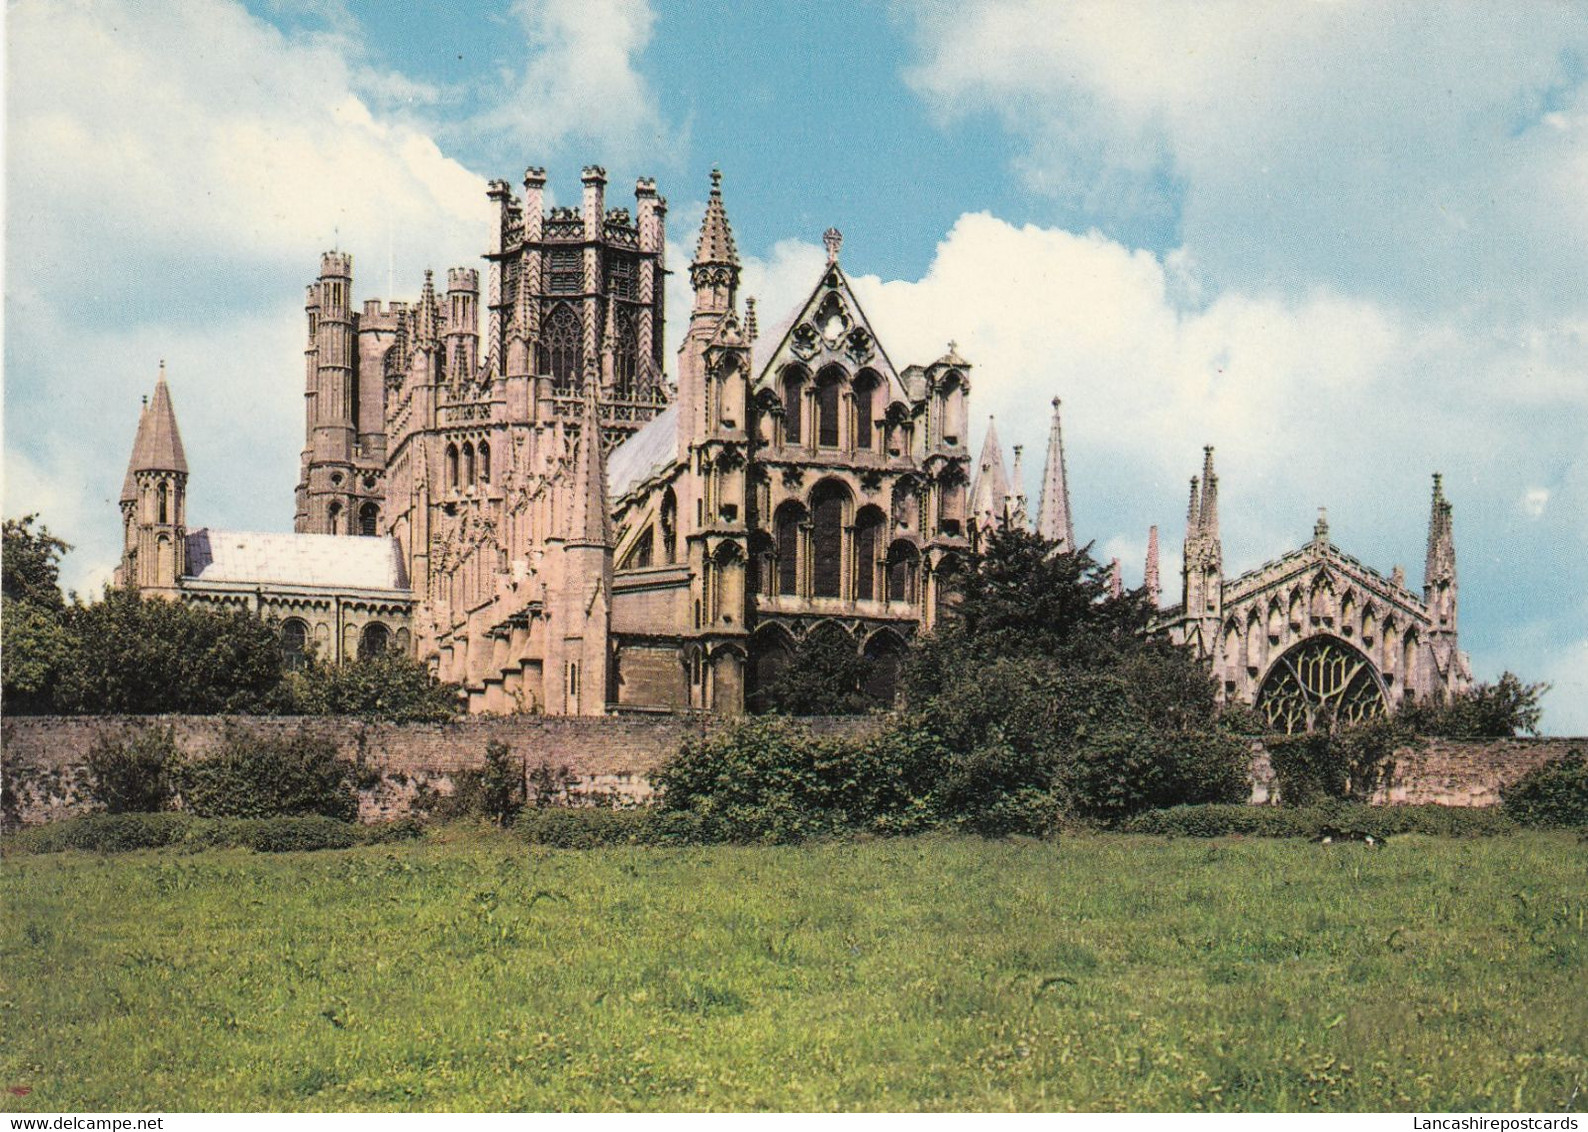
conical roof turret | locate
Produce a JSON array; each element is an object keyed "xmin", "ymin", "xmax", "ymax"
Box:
[
  {"xmin": 969, "ymin": 416, "xmax": 1012, "ymax": 529},
  {"xmin": 122, "ymin": 364, "xmax": 188, "ymax": 501},
  {"xmin": 694, "ymin": 168, "xmax": 739, "ymax": 268}
]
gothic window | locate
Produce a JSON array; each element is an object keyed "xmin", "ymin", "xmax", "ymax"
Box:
[
  {"xmin": 781, "ymin": 367, "xmax": 805, "ymax": 445},
  {"xmin": 359, "ymin": 622, "xmax": 391, "ymax": 659},
  {"xmin": 892, "ymin": 479, "xmax": 918, "ymax": 532},
  {"xmin": 157, "ymin": 482, "xmax": 169, "ymax": 524},
  {"xmin": 748, "ymin": 530, "xmax": 775, "ymax": 596},
  {"xmin": 626, "ymin": 527, "xmax": 654, "ymax": 569},
  {"xmin": 940, "ymin": 370, "xmax": 966, "ymax": 446},
  {"xmin": 863, "ymin": 630, "xmax": 906, "ymax": 707},
  {"xmin": 462, "ymin": 442, "xmax": 475, "ymax": 486},
  {"xmin": 816, "ymin": 367, "xmax": 844, "ymax": 448},
  {"xmin": 748, "ymin": 626, "xmax": 795, "ymax": 714},
  {"xmin": 608, "ymin": 256, "xmax": 636, "ymax": 300},
  {"xmin": 328, "ymin": 502, "xmax": 343, "ymax": 535},
  {"xmin": 934, "ymin": 552, "xmax": 963, "ymax": 621},
  {"xmin": 156, "ymin": 534, "xmax": 173, "ymax": 586},
  {"xmin": 446, "ymin": 444, "xmax": 459, "ymax": 491},
  {"xmin": 359, "ymin": 503, "xmax": 379, "ymax": 537},
  {"xmin": 280, "ymin": 618, "xmax": 309, "ymax": 671},
  {"xmin": 1255, "ymin": 636, "xmax": 1387, "ymax": 734},
  {"xmin": 886, "ymin": 540, "xmax": 918, "ymax": 603},
  {"xmin": 614, "ymin": 306, "xmax": 638, "ymax": 397},
  {"xmin": 478, "ymin": 441, "xmax": 491, "ymax": 484},
  {"xmin": 661, "ymin": 489, "xmax": 678, "ymax": 564},
  {"xmin": 774, "ymin": 501, "xmax": 806, "ymax": 596},
  {"xmin": 853, "ymin": 371, "xmax": 878, "ymax": 450},
  {"xmin": 810, "ymin": 481, "xmax": 848, "ymax": 598},
  {"xmin": 854, "ymin": 506, "xmax": 885, "ymax": 601},
  {"xmin": 548, "ymin": 248, "xmax": 582, "ymax": 294},
  {"xmin": 938, "ymin": 475, "xmax": 966, "ymax": 535},
  {"xmin": 542, "ymin": 303, "xmax": 582, "ymax": 392}
]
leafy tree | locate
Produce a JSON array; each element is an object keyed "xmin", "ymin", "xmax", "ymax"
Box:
[
  {"xmin": 3, "ymin": 514, "xmax": 70, "ymax": 610},
  {"xmin": 2, "ymin": 595, "xmax": 74, "ymax": 713},
  {"xmin": 53, "ymin": 588, "xmax": 284, "ymax": 714},
  {"xmin": 280, "ymin": 649, "xmax": 460, "ymax": 721},
  {"xmin": 1502, "ymin": 748, "xmax": 1587, "ymax": 828},
  {"xmin": 755, "ymin": 622, "xmax": 878, "ymax": 716},
  {"xmin": 1399, "ymin": 673, "xmax": 1549, "ymax": 738}
]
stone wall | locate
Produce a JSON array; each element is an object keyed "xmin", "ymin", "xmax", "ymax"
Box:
[
  {"xmin": 1248, "ymin": 736, "xmax": 1580, "ymax": 807},
  {"xmin": 2, "ymin": 713, "xmax": 1579, "ymax": 827},
  {"xmin": 0, "ymin": 713, "xmax": 884, "ymax": 826}
]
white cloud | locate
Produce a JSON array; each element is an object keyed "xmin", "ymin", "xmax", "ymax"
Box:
[
  {"xmin": 1522, "ymin": 488, "xmax": 1551, "ymax": 518},
  {"xmin": 473, "ymin": 0, "xmax": 674, "ymax": 162},
  {"xmin": 901, "ymin": 1, "xmax": 1588, "ymax": 315}
]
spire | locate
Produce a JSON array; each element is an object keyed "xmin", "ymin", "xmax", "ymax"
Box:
[
  {"xmin": 1198, "ymin": 446, "xmax": 1219, "ymax": 539},
  {"xmin": 566, "ymin": 381, "xmax": 610, "ymax": 546},
  {"xmin": 1424, "ymin": 472, "xmax": 1455, "ymax": 589},
  {"xmin": 1144, "ymin": 525, "xmax": 1161, "ymax": 607},
  {"xmin": 1008, "ymin": 444, "xmax": 1029, "ymax": 529},
  {"xmin": 1187, "ymin": 476, "xmax": 1201, "ymax": 529},
  {"xmin": 1108, "ymin": 558, "xmax": 1124, "ymax": 600},
  {"xmin": 1037, "ymin": 396, "xmax": 1075, "ymax": 551},
  {"xmin": 120, "ymin": 400, "xmax": 150, "ymax": 504},
  {"xmin": 416, "ymin": 269, "xmax": 440, "ymax": 345},
  {"xmin": 126, "ymin": 365, "xmax": 188, "ymax": 479},
  {"xmin": 693, "ymin": 168, "xmax": 739, "ymax": 268},
  {"xmin": 969, "ymin": 416, "xmax": 1011, "ymax": 532}
]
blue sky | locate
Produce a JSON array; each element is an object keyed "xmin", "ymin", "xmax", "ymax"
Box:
[{"xmin": 6, "ymin": 0, "xmax": 1586, "ymax": 730}]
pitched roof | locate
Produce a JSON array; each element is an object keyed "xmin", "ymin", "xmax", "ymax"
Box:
[
  {"xmin": 184, "ymin": 529, "xmax": 409, "ymax": 592},
  {"xmin": 126, "ymin": 371, "xmax": 188, "ymax": 475},
  {"xmin": 607, "ymin": 405, "xmax": 678, "ymax": 502},
  {"xmin": 969, "ymin": 416, "xmax": 1011, "ymax": 525}
]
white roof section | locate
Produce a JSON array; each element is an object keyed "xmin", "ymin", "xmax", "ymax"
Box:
[
  {"xmin": 185, "ymin": 529, "xmax": 410, "ymax": 592},
  {"xmin": 607, "ymin": 405, "xmax": 678, "ymax": 501}
]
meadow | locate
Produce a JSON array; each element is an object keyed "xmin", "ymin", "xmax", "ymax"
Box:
[{"xmin": 1, "ymin": 829, "xmax": 1584, "ymax": 1112}]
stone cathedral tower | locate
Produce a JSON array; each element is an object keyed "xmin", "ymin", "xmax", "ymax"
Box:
[{"xmin": 115, "ymin": 365, "xmax": 189, "ymax": 595}]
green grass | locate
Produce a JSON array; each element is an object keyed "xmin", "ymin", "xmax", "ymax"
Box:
[{"xmin": 2, "ymin": 829, "xmax": 1584, "ymax": 1111}]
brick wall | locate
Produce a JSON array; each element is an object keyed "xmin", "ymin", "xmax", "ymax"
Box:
[{"xmin": 0, "ymin": 713, "xmax": 884, "ymax": 826}]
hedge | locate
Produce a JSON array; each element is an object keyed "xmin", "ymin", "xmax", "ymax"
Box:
[
  {"xmin": 5, "ymin": 813, "xmax": 424, "ymax": 855},
  {"xmin": 1119, "ymin": 802, "xmax": 1518, "ymax": 839}
]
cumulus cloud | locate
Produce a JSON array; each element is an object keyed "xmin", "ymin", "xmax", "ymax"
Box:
[
  {"xmin": 1522, "ymin": 488, "xmax": 1551, "ymax": 518},
  {"xmin": 901, "ymin": 1, "xmax": 1588, "ymax": 315},
  {"xmin": 473, "ymin": 0, "xmax": 675, "ymax": 162}
]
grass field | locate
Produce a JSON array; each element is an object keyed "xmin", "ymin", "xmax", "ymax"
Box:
[{"xmin": 2, "ymin": 829, "xmax": 1584, "ymax": 1112}]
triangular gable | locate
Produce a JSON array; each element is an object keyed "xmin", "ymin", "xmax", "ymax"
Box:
[{"xmin": 751, "ymin": 261, "xmax": 910, "ymax": 406}]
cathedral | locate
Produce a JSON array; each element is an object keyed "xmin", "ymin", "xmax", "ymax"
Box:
[{"xmin": 113, "ymin": 165, "xmax": 1470, "ymax": 729}]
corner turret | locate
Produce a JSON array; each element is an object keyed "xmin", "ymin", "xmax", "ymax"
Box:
[{"xmin": 115, "ymin": 363, "xmax": 189, "ymax": 595}]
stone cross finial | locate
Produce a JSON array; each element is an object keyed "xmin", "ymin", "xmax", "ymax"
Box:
[
  {"xmin": 1314, "ymin": 506, "xmax": 1330, "ymax": 542},
  {"xmin": 823, "ymin": 227, "xmax": 842, "ymax": 264}
]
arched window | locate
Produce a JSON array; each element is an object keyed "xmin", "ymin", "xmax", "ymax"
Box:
[
  {"xmin": 614, "ymin": 306, "xmax": 638, "ymax": 398},
  {"xmin": 446, "ymin": 444, "xmax": 459, "ymax": 490},
  {"xmin": 775, "ymin": 502, "xmax": 805, "ymax": 596},
  {"xmin": 327, "ymin": 502, "xmax": 343, "ymax": 535},
  {"xmin": 853, "ymin": 371, "xmax": 878, "ymax": 450},
  {"xmin": 358, "ymin": 622, "xmax": 391, "ymax": 659},
  {"xmin": 810, "ymin": 481, "xmax": 848, "ymax": 598},
  {"xmin": 280, "ymin": 618, "xmax": 309, "ymax": 671},
  {"xmin": 660, "ymin": 488, "xmax": 678, "ymax": 564},
  {"xmin": 934, "ymin": 552, "xmax": 963, "ymax": 620},
  {"xmin": 816, "ymin": 367, "xmax": 844, "ymax": 448},
  {"xmin": 541, "ymin": 303, "xmax": 583, "ymax": 393},
  {"xmin": 157, "ymin": 482, "xmax": 169, "ymax": 524},
  {"xmin": 625, "ymin": 527, "xmax": 654, "ymax": 569},
  {"xmin": 478, "ymin": 441, "xmax": 491, "ymax": 484},
  {"xmin": 892, "ymin": 479, "xmax": 919, "ymax": 532},
  {"xmin": 886, "ymin": 541, "xmax": 918, "ymax": 603},
  {"xmin": 155, "ymin": 534, "xmax": 173, "ymax": 586},
  {"xmin": 854, "ymin": 506, "xmax": 885, "ymax": 601},
  {"xmin": 863, "ymin": 630, "xmax": 906, "ymax": 707},
  {"xmin": 748, "ymin": 626, "xmax": 795, "ymax": 714},
  {"xmin": 462, "ymin": 442, "xmax": 475, "ymax": 487},
  {"xmin": 748, "ymin": 530, "xmax": 775, "ymax": 596},
  {"xmin": 1255, "ymin": 636, "xmax": 1386, "ymax": 734},
  {"xmin": 781, "ymin": 367, "xmax": 805, "ymax": 444},
  {"xmin": 359, "ymin": 503, "xmax": 379, "ymax": 537}
]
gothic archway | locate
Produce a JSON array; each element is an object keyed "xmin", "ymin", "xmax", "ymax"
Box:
[{"xmin": 1255, "ymin": 635, "xmax": 1387, "ymax": 734}]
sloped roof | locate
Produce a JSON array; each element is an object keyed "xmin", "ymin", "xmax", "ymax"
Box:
[
  {"xmin": 695, "ymin": 169, "xmax": 739, "ymax": 266},
  {"xmin": 184, "ymin": 529, "xmax": 409, "ymax": 592},
  {"xmin": 121, "ymin": 374, "xmax": 187, "ymax": 502},
  {"xmin": 607, "ymin": 405, "xmax": 678, "ymax": 502}
]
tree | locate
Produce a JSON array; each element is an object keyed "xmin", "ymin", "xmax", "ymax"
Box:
[
  {"xmin": 1399, "ymin": 672, "xmax": 1549, "ymax": 738},
  {"xmin": 54, "ymin": 588, "xmax": 284, "ymax": 714},
  {"xmin": 754, "ymin": 622, "xmax": 879, "ymax": 716},
  {"xmin": 280, "ymin": 649, "xmax": 460, "ymax": 721},
  {"xmin": 86, "ymin": 725, "xmax": 180, "ymax": 813},
  {"xmin": 3, "ymin": 514, "xmax": 70, "ymax": 610}
]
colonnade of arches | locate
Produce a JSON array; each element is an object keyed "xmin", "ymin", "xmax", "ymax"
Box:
[
  {"xmin": 745, "ymin": 621, "xmax": 908, "ymax": 713},
  {"xmin": 326, "ymin": 500, "xmax": 382, "ymax": 537},
  {"xmin": 767, "ymin": 363, "xmax": 967, "ymax": 458},
  {"xmin": 278, "ymin": 615, "xmax": 408, "ymax": 668},
  {"xmin": 444, "ymin": 438, "xmax": 492, "ymax": 493}
]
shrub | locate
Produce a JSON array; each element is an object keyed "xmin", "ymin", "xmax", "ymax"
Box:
[
  {"xmin": 360, "ymin": 817, "xmax": 428, "ymax": 844},
  {"xmin": 235, "ymin": 816, "xmax": 357, "ymax": 853},
  {"xmin": 1119, "ymin": 802, "xmax": 1517, "ymax": 839},
  {"xmin": 1267, "ymin": 721, "xmax": 1402, "ymax": 806},
  {"xmin": 279, "ymin": 650, "xmax": 461, "ymax": 721},
  {"xmin": 1502, "ymin": 749, "xmax": 1588, "ymax": 828},
  {"xmin": 6, "ymin": 812, "xmax": 383, "ymax": 854},
  {"xmin": 513, "ymin": 807, "xmax": 705, "ymax": 848},
  {"xmin": 175, "ymin": 725, "xmax": 357, "ymax": 821},
  {"xmin": 10, "ymin": 812, "xmax": 199, "ymax": 853},
  {"xmin": 1066, "ymin": 729, "xmax": 1251, "ymax": 823},
  {"xmin": 1398, "ymin": 672, "xmax": 1549, "ymax": 738},
  {"xmin": 527, "ymin": 760, "xmax": 578, "ymax": 807},
  {"xmin": 85, "ymin": 725, "xmax": 180, "ymax": 813}
]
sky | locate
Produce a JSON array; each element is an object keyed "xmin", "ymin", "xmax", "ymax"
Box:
[{"xmin": 5, "ymin": 0, "xmax": 1586, "ymax": 732}]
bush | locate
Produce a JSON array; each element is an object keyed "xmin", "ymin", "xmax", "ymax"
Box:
[
  {"xmin": 6, "ymin": 813, "xmax": 427, "ymax": 854},
  {"xmin": 1119, "ymin": 802, "xmax": 1518, "ymax": 839},
  {"xmin": 279, "ymin": 650, "xmax": 461, "ymax": 721},
  {"xmin": 514, "ymin": 807, "xmax": 706, "ymax": 848},
  {"xmin": 1399, "ymin": 672, "xmax": 1549, "ymax": 738},
  {"xmin": 235, "ymin": 816, "xmax": 357, "ymax": 853},
  {"xmin": 1267, "ymin": 721, "xmax": 1401, "ymax": 806},
  {"xmin": 360, "ymin": 818, "xmax": 428, "ymax": 844},
  {"xmin": 1502, "ymin": 749, "xmax": 1588, "ymax": 828},
  {"xmin": 655, "ymin": 717, "xmax": 940, "ymax": 842},
  {"xmin": 85, "ymin": 725, "xmax": 180, "ymax": 813},
  {"xmin": 175, "ymin": 726, "xmax": 357, "ymax": 821},
  {"xmin": 1067, "ymin": 729, "xmax": 1251, "ymax": 823}
]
